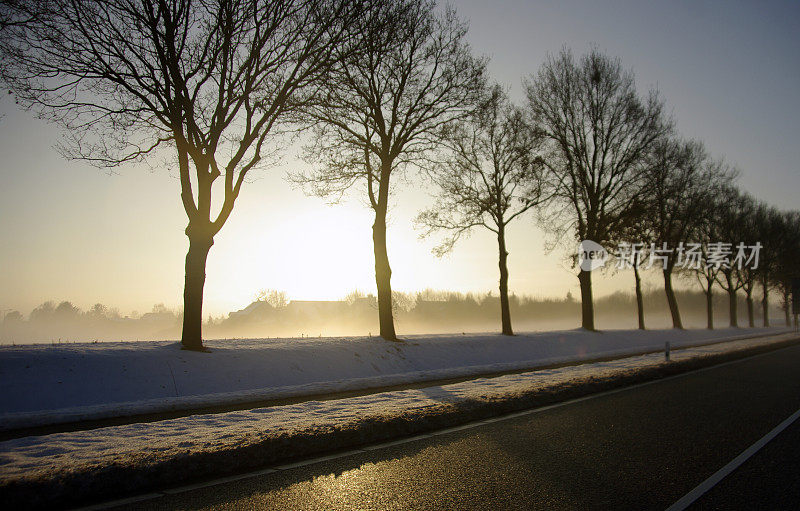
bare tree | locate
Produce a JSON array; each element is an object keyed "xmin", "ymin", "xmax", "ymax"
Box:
[
  {"xmin": 673, "ymin": 157, "xmax": 736, "ymax": 330},
  {"xmin": 736, "ymin": 202, "xmax": 765, "ymax": 328},
  {"xmin": 772, "ymin": 210, "xmax": 800, "ymax": 326},
  {"xmin": 294, "ymin": 0, "xmax": 485, "ymax": 340},
  {"xmin": 416, "ymin": 86, "xmax": 547, "ymax": 335},
  {"xmin": 690, "ymin": 213, "xmax": 723, "ymax": 330},
  {"xmin": 712, "ymin": 186, "xmax": 756, "ymax": 327},
  {"xmin": 614, "ymin": 216, "xmax": 652, "ymax": 330},
  {"xmin": 255, "ymin": 289, "xmax": 289, "ymax": 309},
  {"xmin": 0, "ymin": 0, "xmax": 362, "ymax": 350},
  {"xmin": 754, "ymin": 204, "xmax": 789, "ymax": 326},
  {"xmin": 696, "ymin": 248, "xmax": 721, "ymax": 330},
  {"xmin": 644, "ymin": 138, "xmax": 729, "ymax": 329},
  {"xmin": 525, "ymin": 48, "xmax": 670, "ymax": 330},
  {"xmin": 630, "ymin": 245, "xmax": 647, "ymax": 330}
]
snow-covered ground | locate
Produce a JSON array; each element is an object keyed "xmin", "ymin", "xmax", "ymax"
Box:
[
  {"xmin": 0, "ymin": 327, "xmax": 787, "ymax": 429},
  {"xmin": 0, "ymin": 331, "xmax": 795, "ymax": 494}
]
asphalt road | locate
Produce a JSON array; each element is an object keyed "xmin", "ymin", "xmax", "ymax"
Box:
[{"xmin": 110, "ymin": 343, "xmax": 800, "ymax": 511}]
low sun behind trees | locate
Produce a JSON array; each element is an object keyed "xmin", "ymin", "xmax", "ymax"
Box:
[
  {"xmin": 293, "ymin": 0, "xmax": 486, "ymax": 340},
  {"xmin": 0, "ymin": 0, "xmax": 370, "ymax": 350},
  {"xmin": 2, "ymin": 1, "xmax": 800, "ymax": 344}
]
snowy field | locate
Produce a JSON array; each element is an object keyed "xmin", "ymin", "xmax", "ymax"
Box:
[
  {"xmin": 0, "ymin": 327, "xmax": 787, "ymax": 430},
  {"xmin": 0, "ymin": 331, "xmax": 796, "ymax": 503}
]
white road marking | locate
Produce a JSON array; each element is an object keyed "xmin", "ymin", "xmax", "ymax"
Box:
[
  {"xmin": 361, "ymin": 433, "xmax": 433, "ymax": 451},
  {"xmin": 70, "ymin": 341, "xmax": 798, "ymax": 511},
  {"xmin": 71, "ymin": 493, "xmax": 165, "ymax": 511},
  {"xmin": 161, "ymin": 468, "xmax": 278, "ymax": 494},
  {"xmin": 665, "ymin": 406, "xmax": 800, "ymax": 511},
  {"xmin": 273, "ymin": 449, "xmax": 366, "ymax": 470}
]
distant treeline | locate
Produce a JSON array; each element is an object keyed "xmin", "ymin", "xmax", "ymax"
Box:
[
  {"xmin": 3, "ymin": 2, "xmax": 800, "ymax": 350},
  {"xmin": 0, "ymin": 289, "xmax": 786, "ymax": 344}
]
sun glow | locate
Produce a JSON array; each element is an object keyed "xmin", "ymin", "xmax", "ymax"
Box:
[{"xmin": 204, "ymin": 201, "xmax": 376, "ymax": 310}]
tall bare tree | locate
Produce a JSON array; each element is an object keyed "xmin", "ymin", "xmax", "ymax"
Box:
[
  {"xmin": 754, "ymin": 204, "xmax": 787, "ymax": 326},
  {"xmin": 773, "ymin": 210, "xmax": 800, "ymax": 326},
  {"xmin": 614, "ymin": 217, "xmax": 652, "ymax": 330},
  {"xmin": 696, "ymin": 247, "xmax": 721, "ymax": 329},
  {"xmin": 713, "ymin": 186, "xmax": 755, "ymax": 327},
  {"xmin": 295, "ymin": 0, "xmax": 485, "ymax": 340},
  {"xmin": 737, "ymin": 203, "xmax": 764, "ymax": 328},
  {"xmin": 644, "ymin": 139, "xmax": 729, "ymax": 329},
  {"xmin": 416, "ymin": 86, "xmax": 548, "ymax": 335},
  {"xmin": 689, "ymin": 208, "xmax": 724, "ymax": 330},
  {"xmin": 0, "ymin": 0, "xmax": 362, "ymax": 350},
  {"xmin": 677, "ymin": 158, "xmax": 736, "ymax": 330},
  {"xmin": 525, "ymin": 48, "xmax": 670, "ymax": 330}
]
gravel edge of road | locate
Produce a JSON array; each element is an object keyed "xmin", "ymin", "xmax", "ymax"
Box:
[{"xmin": 3, "ymin": 335, "xmax": 799, "ymax": 510}]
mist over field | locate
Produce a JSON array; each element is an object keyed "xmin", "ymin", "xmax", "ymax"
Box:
[{"xmin": 1, "ymin": 289, "xmax": 788, "ymax": 345}]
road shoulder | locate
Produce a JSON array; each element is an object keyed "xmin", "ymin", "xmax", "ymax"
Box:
[{"xmin": 1, "ymin": 333, "xmax": 798, "ymax": 510}]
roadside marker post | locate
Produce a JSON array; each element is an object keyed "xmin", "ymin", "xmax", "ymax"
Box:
[{"xmin": 665, "ymin": 341, "xmax": 670, "ymax": 362}]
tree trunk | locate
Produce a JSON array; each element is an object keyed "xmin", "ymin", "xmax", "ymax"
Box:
[
  {"xmin": 497, "ymin": 225, "xmax": 513, "ymax": 336},
  {"xmin": 784, "ymin": 291, "xmax": 791, "ymax": 326},
  {"xmin": 578, "ymin": 269, "xmax": 595, "ymax": 330},
  {"xmin": 633, "ymin": 260, "xmax": 645, "ymax": 330},
  {"xmin": 372, "ymin": 205, "xmax": 397, "ymax": 341},
  {"xmin": 705, "ymin": 288, "xmax": 714, "ymax": 330},
  {"xmin": 727, "ymin": 273, "xmax": 738, "ymax": 327},
  {"xmin": 761, "ymin": 277, "xmax": 769, "ymax": 327},
  {"xmin": 663, "ymin": 268, "xmax": 683, "ymax": 329},
  {"xmin": 746, "ymin": 289, "xmax": 755, "ymax": 327},
  {"xmin": 181, "ymin": 231, "xmax": 213, "ymax": 351}
]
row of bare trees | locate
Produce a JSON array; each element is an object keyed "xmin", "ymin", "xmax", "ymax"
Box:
[
  {"xmin": 689, "ymin": 190, "xmax": 800, "ymax": 330},
  {"xmin": 624, "ymin": 162, "xmax": 800, "ymax": 331},
  {"xmin": 421, "ymin": 47, "xmax": 800, "ymax": 335},
  {"xmin": 2, "ymin": 1, "xmax": 798, "ymax": 350}
]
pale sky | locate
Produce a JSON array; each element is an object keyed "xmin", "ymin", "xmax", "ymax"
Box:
[{"xmin": 1, "ymin": 0, "xmax": 798, "ymax": 317}]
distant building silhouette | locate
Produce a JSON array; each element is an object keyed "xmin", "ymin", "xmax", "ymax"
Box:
[{"xmin": 228, "ymin": 301, "xmax": 274, "ymax": 322}]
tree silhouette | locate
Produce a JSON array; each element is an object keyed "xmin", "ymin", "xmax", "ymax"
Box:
[
  {"xmin": 754, "ymin": 204, "xmax": 790, "ymax": 327},
  {"xmin": 615, "ymin": 214, "xmax": 652, "ymax": 330},
  {"xmin": 1, "ymin": 0, "xmax": 364, "ymax": 350},
  {"xmin": 256, "ymin": 289, "xmax": 288, "ymax": 309},
  {"xmin": 712, "ymin": 186, "xmax": 755, "ymax": 327},
  {"xmin": 417, "ymin": 86, "xmax": 548, "ymax": 335},
  {"xmin": 525, "ymin": 48, "xmax": 670, "ymax": 330},
  {"xmin": 686, "ymin": 177, "xmax": 729, "ymax": 330},
  {"xmin": 736, "ymin": 202, "xmax": 763, "ymax": 327},
  {"xmin": 643, "ymin": 138, "xmax": 728, "ymax": 329},
  {"xmin": 772, "ymin": 211, "xmax": 800, "ymax": 326},
  {"xmin": 295, "ymin": 0, "xmax": 485, "ymax": 340}
]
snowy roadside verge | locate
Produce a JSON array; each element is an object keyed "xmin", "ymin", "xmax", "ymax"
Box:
[
  {"xmin": 1, "ymin": 332, "xmax": 798, "ymax": 510},
  {"xmin": 0, "ymin": 327, "xmax": 787, "ymax": 431}
]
